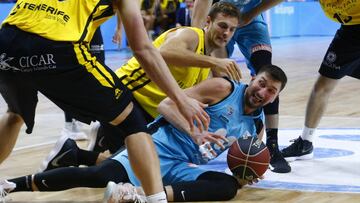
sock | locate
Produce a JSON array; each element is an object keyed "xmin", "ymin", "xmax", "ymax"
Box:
[
  {"xmin": 266, "ymin": 128, "xmax": 278, "ymax": 149},
  {"xmin": 147, "ymin": 191, "xmax": 168, "ymax": 203},
  {"xmin": 9, "ymin": 175, "xmax": 32, "ymax": 192},
  {"xmin": 77, "ymin": 149, "xmax": 100, "ymax": 166},
  {"xmin": 301, "ymin": 126, "xmax": 316, "ymax": 142}
]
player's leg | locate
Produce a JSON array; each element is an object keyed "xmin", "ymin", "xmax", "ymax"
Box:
[
  {"xmin": 282, "ymin": 24, "xmax": 360, "ymax": 161},
  {"xmin": 0, "ymin": 112, "xmax": 23, "ymax": 164},
  {"xmin": 232, "ymin": 16, "xmax": 290, "ymax": 173},
  {"xmin": 5, "ymin": 159, "xmax": 127, "ymax": 193},
  {"xmin": 165, "ymin": 171, "xmax": 239, "ymax": 201},
  {"xmin": 110, "ymin": 103, "xmax": 165, "ymax": 202}
]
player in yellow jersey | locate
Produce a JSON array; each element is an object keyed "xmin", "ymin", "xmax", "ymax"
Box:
[
  {"xmin": 281, "ymin": 0, "xmax": 360, "ymax": 160},
  {"xmin": 0, "ymin": 0, "xmax": 212, "ymax": 202},
  {"xmin": 82, "ymin": 2, "xmax": 242, "ymax": 154}
]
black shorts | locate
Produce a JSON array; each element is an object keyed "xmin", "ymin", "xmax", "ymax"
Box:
[
  {"xmin": 0, "ymin": 25, "xmax": 133, "ymax": 134},
  {"xmin": 319, "ymin": 24, "xmax": 360, "ymax": 79}
]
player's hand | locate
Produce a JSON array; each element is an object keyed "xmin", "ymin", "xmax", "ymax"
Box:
[
  {"xmin": 236, "ymin": 175, "xmax": 264, "ymax": 186},
  {"xmin": 212, "ymin": 58, "xmax": 242, "ymax": 82},
  {"xmin": 177, "ymin": 96, "xmax": 210, "ymax": 133},
  {"xmin": 201, "ymin": 132, "xmax": 228, "ymax": 149}
]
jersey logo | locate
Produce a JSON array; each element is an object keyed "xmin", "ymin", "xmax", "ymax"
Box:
[{"xmin": 9, "ymin": 1, "xmax": 22, "ymax": 15}]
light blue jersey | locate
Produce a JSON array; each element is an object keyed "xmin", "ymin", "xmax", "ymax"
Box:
[
  {"xmin": 221, "ymin": 0, "xmax": 271, "ymax": 76},
  {"xmin": 112, "ymin": 79, "xmax": 265, "ymax": 186}
]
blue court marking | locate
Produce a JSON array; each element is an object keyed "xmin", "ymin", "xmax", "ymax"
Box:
[
  {"xmin": 319, "ymin": 134, "xmax": 360, "ymax": 142},
  {"xmin": 198, "ymin": 146, "xmax": 354, "ymax": 171},
  {"xmin": 254, "ymin": 180, "xmax": 360, "ymax": 193}
]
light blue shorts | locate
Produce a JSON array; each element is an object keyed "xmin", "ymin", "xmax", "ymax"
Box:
[{"xmin": 227, "ymin": 14, "xmax": 271, "ymax": 76}]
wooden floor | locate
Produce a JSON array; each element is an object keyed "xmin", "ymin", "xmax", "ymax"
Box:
[{"xmin": 1, "ymin": 36, "xmax": 360, "ymax": 202}]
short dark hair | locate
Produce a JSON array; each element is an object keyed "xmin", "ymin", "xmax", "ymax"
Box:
[
  {"xmin": 258, "ymin": 65, "xmax": 287, "ymax": 91},
  {"xmin": 208, "ymin": 2, "xmax": 241, "ymax": 22}
]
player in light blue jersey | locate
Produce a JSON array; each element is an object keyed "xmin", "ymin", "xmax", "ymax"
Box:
[
  {"xmin": 191, "ymin": 0, "xmax": 290, "ymax": 173},
  {"xmin": 1, "ymin": 65, "xmax": 287, "ymax": 202}
]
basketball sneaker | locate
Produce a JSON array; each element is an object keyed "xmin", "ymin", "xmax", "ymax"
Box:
[
  {"xmin": 62, "ymin": 119, "xmax": 88, "ymax": 141},
  {"xmin": 0, "ymin": 180, "xmax": 16, "ymax": 202},
  {"xmin": 281, "ymin": 136, "xmax": 314, "ymax": 162},
  {"xmin": 87, "ymin": 121, "xmax": 108, "ymax": 152},
  {"xmin": 38, "ymin": 135, "xmax": 79, "ymax": 172},
  {"xmin": 103, "ymin": 181, "xmax": 147, "ymax": 203},
  {"xmin": 267, "ymin": 143, "xmax": 291, "ymax": 173}
]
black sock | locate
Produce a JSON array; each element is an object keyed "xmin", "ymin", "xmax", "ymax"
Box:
[
  {"xmin": 77, "ymin": 148, "xmax": 100, "ymax": 166},
  {"xmin": 266, "ymin": 128, "xmax": 279, "ymax": 151},
  {"xmin": 9, "ymin": 175, "xmax": 32, "ymax": 192}
]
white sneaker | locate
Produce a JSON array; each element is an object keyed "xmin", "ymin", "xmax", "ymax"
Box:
[
  {"xmin": 87, "ymin": 121, "xmax": 100, "ymax": 151},
  {"xmin": 0, "ymin": 180, "xmax": 16, "ymax": 203},
  {"xmin": 62, "ymin": 119, "xmax": 88, "ymax": 140},
  {"xmin": 103, "ymin": 181, "xmax": 147, "ymax": 203}
]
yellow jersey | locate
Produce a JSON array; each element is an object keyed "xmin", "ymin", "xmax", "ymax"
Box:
[
  {"xmin": 116, "ymin": 27, "xmax": 210, "ymax": 118},
  {"xmin": 2, "ymin": 0, "xmax": 114, "ymax": 42},
  {"xmin": 319, "ymin": 0, "xmax": 360, "ymax": 25}
]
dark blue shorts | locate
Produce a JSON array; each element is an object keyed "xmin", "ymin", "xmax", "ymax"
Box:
[{"xmin": 319, "ymin": 24, "xmax": 360, "ymax": 80}]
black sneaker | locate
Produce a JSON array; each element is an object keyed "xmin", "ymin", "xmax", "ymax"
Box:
[
  {"xmin": 268, "ymin": 144, "xmax": 291, "ymax": 173},
  {"xmin": 281, "ymin": 136, "xmax": 314, "ymax": 162},
  {"xmin": 38, "ymin": 135, "xmax": 79, "ymax": 172},
  {"xmin": 87, "ymin": 121, "xmax": 108, "ymax": 152}
]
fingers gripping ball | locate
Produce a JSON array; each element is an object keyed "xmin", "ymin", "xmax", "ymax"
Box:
[{"xmin": 227, "ymin": 136, "xmax": 270, "ymax": 181}]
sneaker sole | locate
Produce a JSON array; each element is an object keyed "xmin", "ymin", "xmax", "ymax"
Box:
[
  {"xmin": 87, "ymin": 121, "xmax": 100, "ymax": 151},
  {"xmin": 38, "ymin": 133, "xmax": 72, "ymax": 172},
  {"xmin": 284, "ymin": 153, "xmax": 314, "ymax": 162},
  {"xmin": 103, "ymin": 181, "xmax": 116, "ymax": 203}
]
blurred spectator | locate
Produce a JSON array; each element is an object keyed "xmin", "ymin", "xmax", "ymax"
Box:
[{"xmin": 176, "ymin": 0, "xmax": 194, "ymax": 27}]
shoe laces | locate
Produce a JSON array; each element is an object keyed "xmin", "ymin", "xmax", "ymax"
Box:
[
  {"xmin": 286, "ymin": 136, "xmax": 304, "ymax": 150},
  {"xmin": 111, "ymin": 183, "xmax": 147, "ymax": 203},
  {"xmin": 0, "ymin": 180, "xmax": 15, "ymax": 203}
]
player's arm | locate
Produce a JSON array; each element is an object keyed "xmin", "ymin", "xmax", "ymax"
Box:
[
  {"xmin": 160, "ymin": 28, "xmax": 242, "ymax": 81},
  {"xmin": 239, "ymin": 0, "xmax": 284, "ymax": 27},
  {"xmin": 112, "ymin": 9, "xmax": 122, "ymax": 44},
  {"xmin": 191, "ymin": 0, "xmax": 213, "ymax": 28},
  {"xmin": 158, "ymin": 77, "xmax": 232, "ymax": 134},
  {"xmin": 114, "ymin": 0, "xmax": 209, "ymax": 132}
]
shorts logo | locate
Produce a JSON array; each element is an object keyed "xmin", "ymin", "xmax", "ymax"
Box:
[
  {"xmin": 0, "ymin": 53, "xmax": 20, "ymax": 71},
  {"xmin": 115, "ymin": 88, "xmax": 123, "ymax": 99},
  {"xmin": 323, "ymin": 51, "xmax": 340, "ymax": 70},
  {"xmin": 326, "ymin": 51, "xmax": 336, "ymax": 63}
]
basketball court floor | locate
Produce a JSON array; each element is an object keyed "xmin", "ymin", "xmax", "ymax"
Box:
[{"xmin": 1, "ymin": 36, "xmax": 359, "ymax": 202}]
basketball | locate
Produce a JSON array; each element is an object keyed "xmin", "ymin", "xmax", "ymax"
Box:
[{"xmin": 227, "ymin": 136, "xmax": 270, "ymax": 181}]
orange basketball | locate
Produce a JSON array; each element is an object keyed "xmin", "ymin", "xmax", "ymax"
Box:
[{"xmin": 227, "ymin": 136, "xmax": 270, "ymax": 181}]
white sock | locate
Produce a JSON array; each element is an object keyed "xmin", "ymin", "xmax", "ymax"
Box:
[
  {"xmin": 147, "ymin": 191, "xmax": 167, "ymax": 203},
  {"xmin": 301, "ymin": 126, "xmax": 316, "ymax": 142}
]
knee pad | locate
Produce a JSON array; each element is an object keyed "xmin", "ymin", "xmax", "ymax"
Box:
[
  {"xmin": 264, "ymin": 97, "xmax": 279, "ymax": 115},
  {"xmin": 115, "ymin": 103, "xmax": 148, "ymax": 138},
  {"xmin": 250, "ymin": 50, "xmax": 272, "ymax": 74}
]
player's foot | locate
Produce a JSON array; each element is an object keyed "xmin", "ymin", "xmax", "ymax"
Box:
[
  {"xmin": 87, "ymin": 121, "xmax": 107, "ymax": 152},
  {"xmin": 0, "ymin": 180, "xmax": 16, "ymax": 202},
  {"xmin": 268, "ymin": 144, "xmax": 291, "ymax": 173},
  {"xmin": 281, "ymin": 136, "xmax": 314, "ymax": 162},
  {"xmin": 38, "ymin": 135, "xmax": 79, "ymax": 172},
  {"xmin": 62, "ymin": 119, "xmax": 88, "ymax": 140},
  {"xmin": 103, "ymin": 181, "xmax": 147, "ymax": 203}
]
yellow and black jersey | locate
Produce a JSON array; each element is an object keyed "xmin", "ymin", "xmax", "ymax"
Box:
[
  {"xmin": 116, "ymin": 27, "xmax": 210, "ymax": 118},
  {"xmin": 2, "ymin": 0, "xmax": 114, "ymax": 42},
  {"xmin": 319, "ymin": 0, "xmax": 360, "ymax": 25}
]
